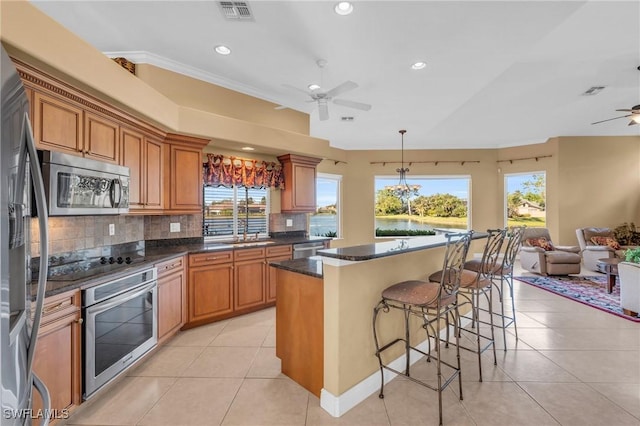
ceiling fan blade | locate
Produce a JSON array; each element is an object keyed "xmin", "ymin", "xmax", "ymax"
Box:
[
  {"xmin": 616, "ymin": 109, "xmax": 634, "ymax": 112},
  {"xmin": 318, "ymin": 102, "xmax": 329, "ymax": 121},
  {"xmin": 333, "ymin": 98, "xmax": 372, "ymax": 111},
  {"xmin": 282, "ymin": 83, "xmax": 311, "ymax": 96},
  {"xmin": 325, "ymin": 81, "xmax": 358, "ymax": 98},
  {"xmin": 629, "ymin": 120, "xmax": 638, "ymax": 126},
  {"xmin": 591, "ymin": 114, "xmax": 631, "ymax": 125}
]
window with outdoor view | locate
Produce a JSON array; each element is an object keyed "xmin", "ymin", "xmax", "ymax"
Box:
[
  {"xmin": 505, "ymin": 172, "xmax": 546, "ymax": 228},
  {"xmin": 310, "ymin": 173, "xmax": 341, "ymax": 238},
  {"xmin": 374, "ymin": 176, "xmax": 470, "ymax": 237},
  {"xmin": 203, "ymin": 185, "xmax": 269, "ymax": 239}
]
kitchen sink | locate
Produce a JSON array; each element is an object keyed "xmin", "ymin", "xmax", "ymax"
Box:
[{"xmin": 230, "ymin": 240, "xmax": 275, "ymax": 248}]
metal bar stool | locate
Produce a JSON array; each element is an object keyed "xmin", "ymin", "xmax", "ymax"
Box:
[
  {"xmin": 436, "ymin": 228, "xmax": 507, "ymax": 382},
  {"xmin": 372, "ymin": 231, "xmax": 473, "ymax": 426},
  {"xmin": 490, "ymin": 226, "xmax": 526, "ymax": 348}
]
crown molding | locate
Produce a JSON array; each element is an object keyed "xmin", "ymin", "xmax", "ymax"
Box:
[{"xmin": 102, "ymin": 50, "xmax": 306, "ymax": 111}]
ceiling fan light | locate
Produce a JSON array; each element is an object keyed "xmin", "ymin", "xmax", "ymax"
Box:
[
  {"xmin": 411, "ymin": 61, "xmax": 427, "ymax": 70},
  {"xmin": 214, "ymin": 45, "xmax": 231, "ymax": 55},
  {"xmin": 334, "ymin": 1, "xmax": 353, "ymax": 15},
  {"xmin": 632, "ymin": 114, "xmax": 640, "ymax": 124},
  {"xmin": 308, "ymin": 83, "xmax": 321, "ymax": 91}
]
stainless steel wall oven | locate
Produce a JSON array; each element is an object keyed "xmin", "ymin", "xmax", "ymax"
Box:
[{"xmin": 82, "ymin": 267, "xmax": 157, "ymax": 399}]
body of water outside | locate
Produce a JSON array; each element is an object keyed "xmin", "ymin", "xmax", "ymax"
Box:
[{"xmin": 309, "ymin": 214, "xmax": 467, "ymax": 236}]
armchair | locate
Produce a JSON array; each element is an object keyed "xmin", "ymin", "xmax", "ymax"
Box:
[
  {"xmin": 520, "ymin": 227, "xmax": 581, "ymax": 275},
  {"xmin": 575, "ymin": 227, "xmax": 629, "ymax": 272}
]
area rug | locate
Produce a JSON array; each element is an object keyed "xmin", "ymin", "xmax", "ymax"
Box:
[{"xmin": 513, "ymin": 275, "xmax": 640, "ymax": 323}]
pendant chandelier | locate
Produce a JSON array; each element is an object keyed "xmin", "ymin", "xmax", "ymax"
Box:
[{"xmin": 389, "ymin": 129, "xmax": 420, "ymax": 201}]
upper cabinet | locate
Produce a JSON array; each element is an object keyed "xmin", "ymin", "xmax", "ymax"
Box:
[
  {"xmin": 32, "ymin": 92, "xmax": 84, "ymax": 156},
  {"xmin": 163, "ymin": 133, "xmax": 210, "ymax": 213},
  {"xmin": 121, "ymin": 127, "xmax": 164, "ymax": 213},
  {"xmin": 32, "ymin": 92, "xmax": 120, "ymax": 164},
  {"xmin": 278, "ymin": 154, "xmax": 322, "ymax": 213}
]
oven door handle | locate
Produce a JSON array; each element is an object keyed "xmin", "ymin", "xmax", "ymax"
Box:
[{"xmin": 86, "ymin": 281, "xmax": 156, "ymax": 316}]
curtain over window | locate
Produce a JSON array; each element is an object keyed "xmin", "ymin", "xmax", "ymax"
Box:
[{"xmin": 203, "ymin": 154, "xmax": 285, "ymax": 189}]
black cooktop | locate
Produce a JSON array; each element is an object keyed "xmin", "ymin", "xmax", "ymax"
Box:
[{"xmin": 46, "ymin": 256, "xmax": 145, "ymax": 282}]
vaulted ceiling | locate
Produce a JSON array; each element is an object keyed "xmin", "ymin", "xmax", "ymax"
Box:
[{"xmin": 32, "ymin": 1, "xmax": 640, "ymax": 150}]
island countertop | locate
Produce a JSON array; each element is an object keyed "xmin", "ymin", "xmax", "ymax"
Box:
[{"xmin": 317, "ymin": 231, "xmax": 486, "ymax": 262}]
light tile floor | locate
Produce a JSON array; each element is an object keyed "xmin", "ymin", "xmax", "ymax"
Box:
[{"xmin": 62, "ymin": 262, "xmax": 640, "ymax": 426}]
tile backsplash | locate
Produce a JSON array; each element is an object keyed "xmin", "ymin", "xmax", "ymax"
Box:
[
  {"xmin": 269, "ymin": 213, "xmax": 308, "ymax": 233},
  {"xmin": 31, "ymin": 214, "xmax": 202, "ymax": 257}
]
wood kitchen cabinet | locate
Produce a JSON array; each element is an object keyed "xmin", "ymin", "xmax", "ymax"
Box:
[
  {"xmin": 233, "ymin": 248, "xmax": 266, "ymax": 311},
  {"xmin": 277, "ymin": 154, "xmax": 322, "ymax": 212},
  {"xmin": 32, "ymin": 290, "xmax": 82, "ymax": 424},
  {"xmin": 83, "ymin": 111, "xmax": 120, "ymax": 164},
  {"xmin": 164, "ymin": 133, "xmax": 210, "ymax": 213},
  {"xmin": 187, "ymin": 251, "xmax": 234, "ymax": 326},
  {"xmin": 266, "ymin": 244, "xmax": 293, "ymax": 303},
  {"xmin": 156, "ymin": 255, "xmax": 186, "ymax": 344},
  {"xmin": 32, "ymin": 91, "xmax": 83, "ymax": 156},
  {"xmin": 32, "ymin": 92, "xmax": 120, "ymax": 164},
  {"xmin": 121, "ymin": 127, "xmax": 164, "ymax": 212}
]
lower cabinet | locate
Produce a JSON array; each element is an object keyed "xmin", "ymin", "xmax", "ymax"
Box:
[
  {"xmin": 156, "ymin": 255, "xmax": 186, "ymax": 344},
  {"xmin": 32, "ymin": 290, "xmax": 82, "ymax": 424},
  {"xmin": 185, "ymin": 244, "xmax": 292, "ymax": 327},
  {"xmin": 266, "ymin": 245, "xmax": 293, "ymax": 303},
  {"xmin": 234, "ymin": 248, "xmax": 266, "ymax": 311},
  {"xmin": 188, "ymin": 251, "xmax": 234, "ymax": 325}
]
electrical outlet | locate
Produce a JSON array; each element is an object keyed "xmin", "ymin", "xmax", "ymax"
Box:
[
  {"xmin": 170, "ymin": 222, "xmax": 181, "ymax": 233},
  {"xmin": 108, "ymin": 224, "xmax": 115, "ymax": 236},
  {"xmin": 286, "ymin": 219, "xmax": 293, "ymax": 227}
]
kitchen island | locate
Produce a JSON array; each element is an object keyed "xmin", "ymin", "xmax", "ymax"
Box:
[{"xmin": 270, "ymin": 233, "xmax": 486, "ymax": 417}]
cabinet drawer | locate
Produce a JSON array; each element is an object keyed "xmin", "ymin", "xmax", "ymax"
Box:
[
  {"xmin": 156, "ymin": 255, "xmax": 185, "ymax": 278},
  {"xmin": 189, "ymin": 250, "xmax": 233, "ymax": 267},
  {"xmin": 266, "ymin": 244, "xmax": 292, "ymax": 258},
  {"xmin": 38, "ymin": 290, "xmax": 81, "ymax": 326},
  {"xmin": 234, "ymin": 247, "xmax": 266, "ymax": 261}
]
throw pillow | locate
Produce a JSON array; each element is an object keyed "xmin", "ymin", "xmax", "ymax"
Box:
[
  {"xmin": 526, "ymin": 237, "xmax": 554, "ymax": 251},
  {"xmin": 590, "ymin": 236, "xmax": 621, "ymax": 250}
]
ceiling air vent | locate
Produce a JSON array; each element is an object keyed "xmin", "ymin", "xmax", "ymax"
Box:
[
  {"xmin": 582, "ymin": 86, "xmax": 605, "ymax": 96},
  {"xmin": 218, "ymin": 1, "xmax": 254, "ymax": 21},
  {"xmin": 341, "ymin": 116, "xmax": 355, "ymax": 122}
]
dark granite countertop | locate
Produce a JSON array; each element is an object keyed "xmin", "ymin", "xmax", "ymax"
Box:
[
  {"xmin": 269, "ymin": 257, "xmax": 323, "ymax": 279},
  {"xmin": 317, "ymin": 231, "xmax": 487, "ymax": 262},
  {"xmin": 35, "ymin": 236, "xmax": 331, "ymax": 298}
]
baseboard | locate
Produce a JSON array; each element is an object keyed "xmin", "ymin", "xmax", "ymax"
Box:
[{"xmin": 320, "ymin": 318, "xmax": 471, "ymax": 417}]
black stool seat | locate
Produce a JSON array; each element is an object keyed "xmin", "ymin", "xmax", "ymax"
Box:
[{"xmin": 381, "ymin": 280, "xmax": 455, "ymax": 308}]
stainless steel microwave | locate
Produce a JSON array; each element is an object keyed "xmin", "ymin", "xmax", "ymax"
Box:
[{"xmin": 39, "ymin": 151, "xmax": 130, "ymax": 215}]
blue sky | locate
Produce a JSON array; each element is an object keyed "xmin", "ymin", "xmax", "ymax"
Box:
[{"xmin": 316, "ymin": 173, "xmax": 544, "ymax": 208}]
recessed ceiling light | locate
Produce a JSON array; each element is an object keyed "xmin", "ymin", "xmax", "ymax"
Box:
[
  {"xmin": 334, "ymin": 2, "xmax": 353, "ymax": 16},
  {"xmin": 411, "ymin": 62, "xmax": 427, "ymax": 70},
  {"xmin": 214, "ymin": 45, "xmax": 232, "ymax": 55},
  {"xmin": 241, "ymin": 146, "xmax": 255, "ymax": 151},
  {"xmin": 308, "ymin": 84, "xmax": 321, "ymax": 91}
]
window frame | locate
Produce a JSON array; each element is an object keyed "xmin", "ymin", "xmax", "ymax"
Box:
[
  {"xmin": 311, "ymin": 173, "xmax": 342, "ymax": 238},
  {"xmin": 503, "ymin": 171, "xmax": 546, "ymax": 227},
  {"xmin": 373, "ymin": 174, "xmax": 472, "ymax": 237},
  {"xmin": 203, "ymin": 184, "xmax": 270, "ymax": 241}
]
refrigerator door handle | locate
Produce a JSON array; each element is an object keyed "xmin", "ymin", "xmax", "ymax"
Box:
[
  {"xmin": 32, "ymin": 373, "xmax": 51, "ymax": 426},
  {"xmin": 22, "ymin": 113, "xmax": 50, "ymax": 392}
]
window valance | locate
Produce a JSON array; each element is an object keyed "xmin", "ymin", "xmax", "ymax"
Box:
[{"xmin": 203, "ymin": 154, "xmax": 285, "ymax": 189}]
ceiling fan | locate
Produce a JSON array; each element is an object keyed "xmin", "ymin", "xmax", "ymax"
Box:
[
  {"xmin": 277, "ymin": 59, "xmax": 372, "ymax": 121},
  {"xmin": 591, "ymin": 104, "xmax": 640, "ymax": 126}
]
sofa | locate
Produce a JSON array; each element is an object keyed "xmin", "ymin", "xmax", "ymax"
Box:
[
  {"xmin": 575, "ymin": 227, "xmax": 633, "ymax": 272},
  {"xmin": 520, "ymin": 227, "xmax": 581, "ymax": 275},
  {"xmin": 617, "ymin": 261, "xmax": 640, "ymax": 317}
]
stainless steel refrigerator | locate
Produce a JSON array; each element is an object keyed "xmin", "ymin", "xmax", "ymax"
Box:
[{"xmin": 1, "ymin": 44, "xmax": 51, "ymax": 425}]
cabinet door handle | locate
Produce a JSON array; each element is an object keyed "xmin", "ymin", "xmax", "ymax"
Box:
[{"xmin": 75, "ymin": 318, "xmax": 84, "ymax": 324}]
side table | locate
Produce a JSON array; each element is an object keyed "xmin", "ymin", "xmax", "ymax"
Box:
[{"xmin": 596, "ymin": 258, "xmax": 621, "ymax": 293}]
